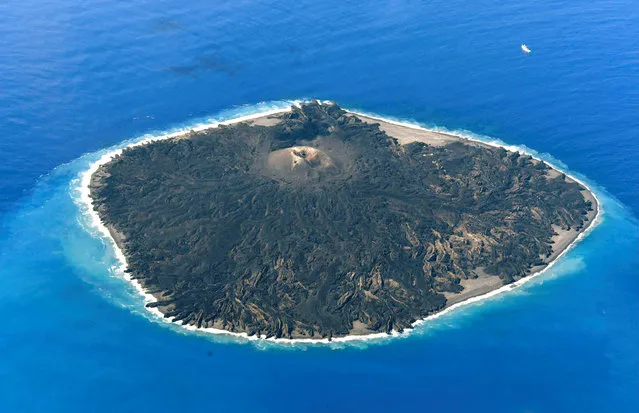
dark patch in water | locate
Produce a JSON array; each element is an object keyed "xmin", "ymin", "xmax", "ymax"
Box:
[
  {"xmin": 152, "ymin": 18, "xmax": 183, "ymax": 33},
  {"xmin": 167, "ymin": 54, "xmax": 241, "ymax": 78}
]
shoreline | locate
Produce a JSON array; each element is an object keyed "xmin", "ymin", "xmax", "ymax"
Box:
[{"xmin": 78, "ymin": 101, "xmax": 602, "ymax": 345}]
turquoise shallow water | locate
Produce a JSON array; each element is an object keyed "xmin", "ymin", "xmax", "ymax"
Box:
[{"xmin": 1, "ymin": 1, "xmax": 638, "ymax": 411}]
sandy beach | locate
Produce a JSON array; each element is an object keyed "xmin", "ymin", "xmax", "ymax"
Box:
[{"xmin": 78, "ymin": 102, "xmax": 602, "ymax": 344}]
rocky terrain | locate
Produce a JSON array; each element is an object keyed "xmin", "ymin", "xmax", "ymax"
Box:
[{"xmin": 90, "ymin": 102, "xmax": 595, "ymax": 339}]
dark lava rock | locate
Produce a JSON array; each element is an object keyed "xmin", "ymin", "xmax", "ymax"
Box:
[{"xmin": 89, "ymin": 102, "xmax": 592, "ymax": 338}]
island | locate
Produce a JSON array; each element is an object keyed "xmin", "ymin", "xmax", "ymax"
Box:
[{"xmin": 88, "ymin": 101, "xmax": 597, "ymax": 340}]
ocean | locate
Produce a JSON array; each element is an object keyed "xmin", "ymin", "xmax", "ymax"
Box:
[{"xmin": 1, "ymin": 0, "xmax": 638, "ymax": 412}]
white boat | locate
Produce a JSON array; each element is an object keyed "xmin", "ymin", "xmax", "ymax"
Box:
[{"xmin": 521, "ymin": 44, "xmax": 532, "ymax": 53}]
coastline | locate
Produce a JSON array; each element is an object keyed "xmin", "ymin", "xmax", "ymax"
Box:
[{"xmin": 78, "ymin": 101, "xmax": 602, "ymax": 345}]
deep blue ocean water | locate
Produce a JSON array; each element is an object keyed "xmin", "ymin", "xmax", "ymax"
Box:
[{"xmin": 1, "ymin": 1, "xmax": 638, "ymax": 411}]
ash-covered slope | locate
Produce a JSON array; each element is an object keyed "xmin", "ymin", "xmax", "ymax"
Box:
[{"xmin": 90, "ymin": 102, "xmax": 593, "ymax": 339}]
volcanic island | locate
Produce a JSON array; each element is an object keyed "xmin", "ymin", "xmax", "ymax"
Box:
[{"xmin": 89, "ymin": 101, "xmax": 598, "ymax": 340}]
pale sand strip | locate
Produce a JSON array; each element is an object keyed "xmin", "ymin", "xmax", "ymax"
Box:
[
  {"xmin": 77, "ymin": 101, "xmax": 602, "ymax": 345},
  {"xmin": 444, "ymin": 275, "xmax": 504, "ymax": 307}
]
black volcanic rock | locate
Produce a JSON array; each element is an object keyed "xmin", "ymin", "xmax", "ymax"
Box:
[{"xmin": 89, "ymin": 102, "xmax": 593, "ymax": 338}]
